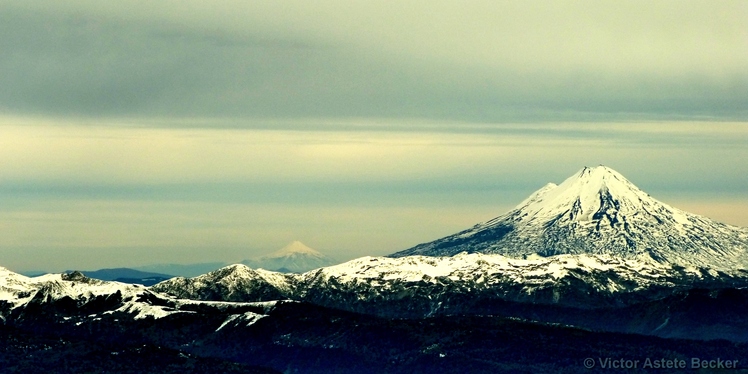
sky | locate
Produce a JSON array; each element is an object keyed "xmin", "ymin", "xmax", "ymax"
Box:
[{"xmin": 0, "ymin": 1, "xmax": 747, "ymax": 272}]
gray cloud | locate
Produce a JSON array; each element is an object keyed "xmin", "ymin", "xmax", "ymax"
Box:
[
  {"xmin": 0, "ymin": 1, "xmax": 746, "ymax": 123},
  {"xmin": 0, "ymin": 6, "xmax": 343, "ymax": 117}
]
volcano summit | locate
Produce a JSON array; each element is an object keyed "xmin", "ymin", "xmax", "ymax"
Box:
[{"xmin": 392, "ymin": 166, "xmax": 748, "ymax": 272}]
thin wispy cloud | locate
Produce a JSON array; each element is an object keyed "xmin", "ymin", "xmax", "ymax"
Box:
[{"xmin": 1, "ymin": 120, "xmax": 746, "ymax": 271}]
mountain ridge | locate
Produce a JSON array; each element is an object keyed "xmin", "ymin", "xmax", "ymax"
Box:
[{"xmin": 152, "ymin": 252, "xmax": 748, "ymax": 315}]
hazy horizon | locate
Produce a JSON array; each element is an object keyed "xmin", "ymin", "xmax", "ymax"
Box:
[{"xmin": 1, "ymin": 1, "xmax": 747, "ymax": 272}]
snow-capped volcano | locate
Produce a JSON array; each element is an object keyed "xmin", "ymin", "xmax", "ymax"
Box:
[
  {"xmin": 391, "ymin": 166, "xmax": 748, "ymax": 272},
  {"xmin": 241, "ymin": 241, "xmax": 336, "ymax": 273}
]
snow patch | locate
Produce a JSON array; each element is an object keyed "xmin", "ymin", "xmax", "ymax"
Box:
[
  {"xmin": 216, "ymin": 311, "xmax": 267, "ymax": 331},
  {"xmin": 114, "ymin": 301, "xmax": 183, "ymax": 320}
]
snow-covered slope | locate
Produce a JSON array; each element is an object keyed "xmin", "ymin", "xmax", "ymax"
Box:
[
  {"xmin": 302, "ymin": 253, "xmax": 678, "ymax": 291},
  {"xmin": 391, "ymin": 166, "xmax": 748, "ymax": 272},
  {"xmin": 241, "ymin": 241, "xmax": 336, "ymax": 273}
]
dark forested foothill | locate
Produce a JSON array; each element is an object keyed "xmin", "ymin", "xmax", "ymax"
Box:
[{"xmin": 4, "ymin": 301, "xmax": 748, "ymax": 374}]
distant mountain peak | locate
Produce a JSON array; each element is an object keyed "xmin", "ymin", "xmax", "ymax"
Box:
[
  {"xmin": 391, "ymin": 166, "xmax": 748, "ymax": 271},
  {"xmin": 241, "ymin": 241, "xmax": 336, "ymax": 273},
  {"xmin": 271, "ymin": 241, "xmax": 323, "ymax": 258}
]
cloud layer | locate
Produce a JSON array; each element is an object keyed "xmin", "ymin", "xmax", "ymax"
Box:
[{"xmin": 1, "ymin": 1, "xmax": 746, "ymax": 121}]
